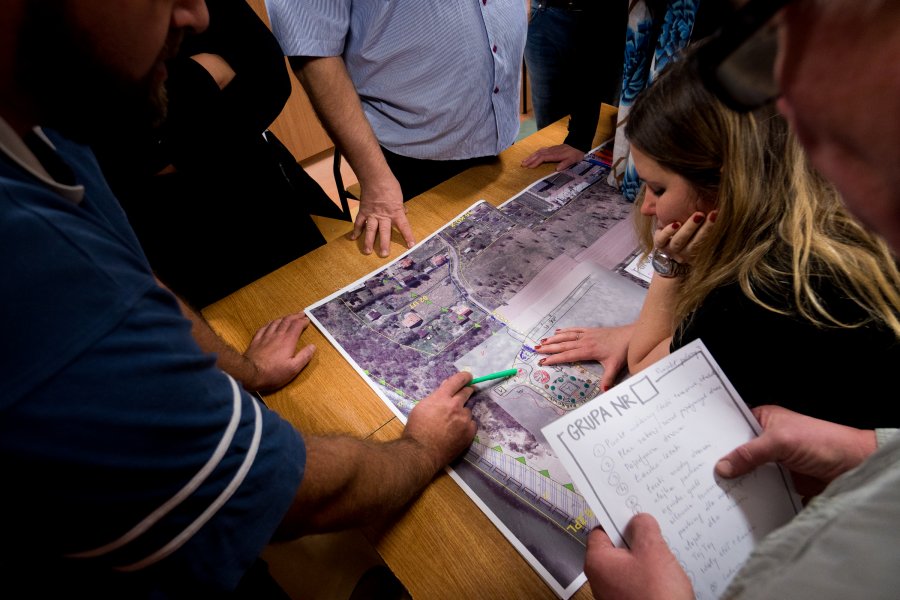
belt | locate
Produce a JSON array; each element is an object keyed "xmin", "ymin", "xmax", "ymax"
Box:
[{"xmin": 535, "ymin": 0, "xmax": 594, "ymax": 11}]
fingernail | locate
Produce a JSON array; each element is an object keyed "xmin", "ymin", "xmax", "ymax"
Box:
[
  {"xmin": 534, "ymin": 344, "xmax": 542, "ymax": 349},
  {"xmin": 671, "ymin": 222, "xmax": 680, "ymax": 230},
  {"xmin": 538, "ymin": 358, "xmax": 546, "ymax": 365},
  {"xmin": 709, "ymin": 211, "xmax": 718, "ymax": 223},
  {"xmin": 715, "ymin": 459, "xmax": 733, "ymax": 477},
  {"xmin": 602, "ymin": 385, "xmax": 609, "ymax": 392},
  {"xmin": 693, "ymin": 214, "xmax": 704, "ymax": 224},
  {"xmin": 540, "ymin": 338, "xmax": 548, "ymax": 343}
]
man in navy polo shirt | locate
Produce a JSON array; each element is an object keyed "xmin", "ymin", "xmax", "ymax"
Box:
[{"xmin": 0, "ymin": 1, "xmax": 477, "ymax": 596}]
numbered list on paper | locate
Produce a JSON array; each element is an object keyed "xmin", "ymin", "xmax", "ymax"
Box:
[{"xmin": 543, "ymin": 340, "xmax": 801, "ymax": 599}]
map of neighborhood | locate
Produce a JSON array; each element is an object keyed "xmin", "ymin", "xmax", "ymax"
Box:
[{"xmin": 308, "ymin": 159, "xmax": 650, "ymax": 598}]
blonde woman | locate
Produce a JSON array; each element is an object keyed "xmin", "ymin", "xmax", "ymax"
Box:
[{"xmin": 536, "ymin": 55, "xmax": 900, "ymax": 429}]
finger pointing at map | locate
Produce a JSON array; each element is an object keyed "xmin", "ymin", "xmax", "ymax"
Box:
[{"xmin": 404, "ymin": 371, "xmax": 477, "ymax": 471}]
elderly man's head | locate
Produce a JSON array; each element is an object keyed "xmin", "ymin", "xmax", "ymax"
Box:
[{"xmin": 698, "ymin": 0, "xmax": 900, "ymax": 251}]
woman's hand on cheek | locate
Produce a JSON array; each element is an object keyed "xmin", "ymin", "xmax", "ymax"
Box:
[{"xmin": 653, "ymin": 210, "xmax": 717, "ymax": 265}]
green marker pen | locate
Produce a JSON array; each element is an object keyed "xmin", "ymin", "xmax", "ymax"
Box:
[{"xmin": 469, "ymin": 368, "xmax": 518, "ymax": 385}]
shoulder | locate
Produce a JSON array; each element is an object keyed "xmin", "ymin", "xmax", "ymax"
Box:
[
  {"xmin": 1, "ymin": 155, "xmax": 161, "ymax": 406},
  {"xmin": 265, "ymin": 0, "xmax": 352, "ymax": 57}
]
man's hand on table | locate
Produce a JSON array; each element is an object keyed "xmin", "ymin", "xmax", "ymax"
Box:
[
  {"xmin": 403, "ymin": 372, "xmax": 477, "ymax": 472},
  {"xmin": 243, "ymin": 312, "xmax": 316, "ymax": 393},
  {"xmin": 350, "ymin": 176, "xmax": 416, "ymax": 258},
  {"xmin": 521, "ymin": 143, "xmax": 585, "ymax": 171}
]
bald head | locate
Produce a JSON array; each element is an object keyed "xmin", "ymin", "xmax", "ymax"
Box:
[{"xmin": 776, "ymin": 0, "xmax": 900, "ymax": 251}]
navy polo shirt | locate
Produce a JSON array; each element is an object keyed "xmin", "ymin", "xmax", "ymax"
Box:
[{"xmin": 0, "ymin": 126, "xmax": 305, "ymax": 596}]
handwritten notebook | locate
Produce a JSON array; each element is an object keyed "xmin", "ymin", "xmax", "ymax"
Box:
[{"xmin": 543, "ymin": 339, "xmax": 802, "ymax": 599}]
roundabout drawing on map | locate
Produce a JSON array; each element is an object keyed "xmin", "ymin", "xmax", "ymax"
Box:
[{"xmin": 307, "ymin": 160, "xmax": 650, "ymax": 598}]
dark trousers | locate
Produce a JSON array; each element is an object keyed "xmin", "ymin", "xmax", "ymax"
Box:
[
  {"xmin": 381, "ymin": 146, "xmax": 498, "ymax": 201},
  {"xmin": 524, "ymin": 1, "xmax": 628, "ymax": 150}
]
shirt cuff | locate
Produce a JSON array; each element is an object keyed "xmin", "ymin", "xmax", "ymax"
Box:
[{"xmin": 875, "ymin": 428, "xmax": 899, "ymax": 447}]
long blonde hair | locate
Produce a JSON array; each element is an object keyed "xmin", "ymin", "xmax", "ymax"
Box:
[{"xmin": 627, "ymin": 54, "xmax": 900, "ymax": 337}]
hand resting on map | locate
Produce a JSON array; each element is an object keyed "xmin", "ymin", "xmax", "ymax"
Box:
[
  {"xmin": 520, "ymin": 143, "xmax": 585, "ymax": 172},
  {"xmin": 715, "ymin": 405, "xmax": 878, "ymax": 497},
  {"xmin": 403, "ymin": 371, "xmax": 478, "ymax": 471},
  {"xmin": 534, "ymin": 324, "xmax": 635, "ymax": 392}
]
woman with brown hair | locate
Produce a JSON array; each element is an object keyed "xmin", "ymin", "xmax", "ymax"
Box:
[{"xmin": 536, "ymin": 54, "xmax": 900, "ymax": 429}]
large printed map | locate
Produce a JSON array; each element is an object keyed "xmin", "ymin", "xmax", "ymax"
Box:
[{"xmin": 307, "ymin": 159, "xmax": 651, "ymax": 598}]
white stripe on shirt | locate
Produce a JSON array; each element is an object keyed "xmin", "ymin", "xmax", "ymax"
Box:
[
  {"xmin": 117, "ymin": 397, "xmax": 263, "ymax": 572},
  {"xmin": 67, "ymin": 373, "xmax": 245, "ymax": 560}
]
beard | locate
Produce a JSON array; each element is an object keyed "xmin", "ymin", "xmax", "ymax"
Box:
[{"xmin": 14, "ymin": 1, "xmax": 182, "ymax": 144}]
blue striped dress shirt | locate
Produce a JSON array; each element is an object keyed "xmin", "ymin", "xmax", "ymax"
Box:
[{"xmin": 266, "ymin": 0, "xmax": 526, "ymax": 160}]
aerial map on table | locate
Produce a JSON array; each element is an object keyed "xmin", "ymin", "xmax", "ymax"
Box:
[{"xmin": 307, "ymin": 157, "xmax": 651, "ymax": 598}]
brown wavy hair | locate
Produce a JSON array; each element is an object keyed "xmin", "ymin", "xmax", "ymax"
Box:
[{"xmin": 626, "ymin": 52, "xmax": 900, "ymax": 337}]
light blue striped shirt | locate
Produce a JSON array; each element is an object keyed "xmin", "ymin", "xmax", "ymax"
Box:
[{"xmin": 266, "ymin": 0, "xmax": 526, "ymax": 160}]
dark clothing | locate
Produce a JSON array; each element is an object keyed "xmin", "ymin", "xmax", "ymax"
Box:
[
  {"xmin": 380, "ymin": 146, "xmax": 498, "ymax": 201},
  {"xmin": 95, "ymin": 0, "xmax": 327, "ymax": 308},
  {"xmin": 0, "ymin": 129, "xmax": 304, "ymax": 597},
  {"xmin": 525, "ymin": 1, "xmax": 628, "ymax": 150},
  {"xmin": 672, "ymin": 281, "xmax": 900, "ymax": 429}
]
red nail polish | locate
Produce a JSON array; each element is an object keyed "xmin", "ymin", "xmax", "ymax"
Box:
[
  {"xmin": 671, "ymin": 222, "xmax": 680, "ymax": 230},
  {"xmin": 693, "ymin": 214, "xmax": 704, "ymax": 223},
  {"xmin": 539, "ymin": 358, "xmax": 546, "ymax": 365},
  {"xmin": 709, "ymin": 211, "xmax": 718, "ymax": 223},
  {"xmin": 540, "ymin": 338, "xmax": 548, "ymax": 343},
  {"xmin": 534, "ymin": 344, "xmax": 542, "ymax": 349}
]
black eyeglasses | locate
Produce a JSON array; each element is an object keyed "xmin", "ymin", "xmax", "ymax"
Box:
[{"xmin": 694, "ymin": 0, "xmax": 792, "ymax": 112}]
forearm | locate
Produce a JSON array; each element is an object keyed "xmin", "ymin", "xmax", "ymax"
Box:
[
  {"xmin": 291, "ymin": 56, "xmax": 394, "ymax": 190},
  {"xmin": 628, "ymin": 275, "xmax": 680, "ymax": 372},
  {"xmin": 166, "ymin": 282, "xmax": 258, "ymax": 388},
  {"xmin": 276, "ymin": 434, "xmax": 438, "ymax": 538}
]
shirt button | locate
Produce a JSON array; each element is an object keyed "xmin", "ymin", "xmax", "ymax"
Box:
[
  {"xmin": 492, "ymin": 44, "xmax": 498, "ymax": 53},
  {"xmin": 494, "ymin": 86, "xmax": 500, "ymax": 94}
]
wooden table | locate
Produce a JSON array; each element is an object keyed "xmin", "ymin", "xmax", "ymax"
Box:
[{"xmin": 203, "ymin": 115, "xmax": 616, "ymax": 599}]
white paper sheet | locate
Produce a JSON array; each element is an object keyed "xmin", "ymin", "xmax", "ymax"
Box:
[{"xmin": 543, "ymin": 339, "xmax": 802, "ymax": 599}]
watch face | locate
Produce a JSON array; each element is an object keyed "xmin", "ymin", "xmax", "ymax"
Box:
[{"xmin": 651, "ymin": 249, "xmax": 675, "ymax": 276}]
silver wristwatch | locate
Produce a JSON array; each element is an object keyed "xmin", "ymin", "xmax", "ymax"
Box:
[{"xmin": 650, "ymin": 248, "xmax": 688, "ymax": 278}]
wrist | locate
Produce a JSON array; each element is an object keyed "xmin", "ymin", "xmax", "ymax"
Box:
[
  {"xmin": 400, "ymin": 432, "xmax": 445, "ymax": 476},
  {"xmin": 359, "ymin": 171, "xmax": 401, "ymax": 199},
  {"xmin": 240, "ymin": 357, "xmax": 263, "ymax": 393},
  {"xmin": 650, "ymin": 248, "xmax": 689, "ymax": 278}
]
